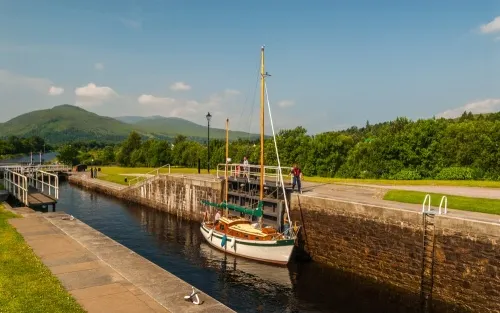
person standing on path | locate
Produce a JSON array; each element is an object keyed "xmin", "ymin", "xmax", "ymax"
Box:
[{"xmin": 291, "ymin": 163, "xmax": 303, "ymax": 193}]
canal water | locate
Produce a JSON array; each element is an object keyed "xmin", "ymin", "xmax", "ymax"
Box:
[
  {"xmin": 0, "ymin": 152, "xmax": 58, "ymax": 164},
  {"xmin": 42, "ymin": 182, "xmax": 460, "ymax": 313}
]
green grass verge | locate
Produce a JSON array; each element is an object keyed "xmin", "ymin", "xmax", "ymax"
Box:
[
  {"xmin": 96, "ymin": 166, "xmax": 210, "ymax": 185},
  {"xmin": 304, "ymin": 176, "xmax": 500, "ymax": 188},
  {"xmin": 95, "ymin": 166, "xmax": 500, "ymax": 188},
  {"xmin": 383, "ymin": 190, "xmax": 500, "ymax": 215},
  {"xmin": 0, "ymin": 205, "xmax": 86, "ymax": 313}
]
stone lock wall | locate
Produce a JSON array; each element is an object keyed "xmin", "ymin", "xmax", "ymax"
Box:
[
  {"xmin": 290, "ymin": 194, "xmax": 500, "ymax": 313},
  {"xmin": 122, "ymin": 175, "xmax": 223, "ymax": 221},
  {"xmin": 69, "ymin": 174, "xmax": 223, "ymax": 222},
  {"xmin": 433, "ymin": 218, "xmax": 500, "ymax": 312},
  {"xmin": 290, "ymin": 194, "xmax": 423, "ymax": 294}
]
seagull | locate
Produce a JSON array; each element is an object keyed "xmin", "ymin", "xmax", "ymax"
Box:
[{"xmin": 184, "ymin": 286, "xmax": 202, "ymax": 305}]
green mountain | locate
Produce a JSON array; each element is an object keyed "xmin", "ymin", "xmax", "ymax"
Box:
[
  {"xmin": 0, "ymin": 105, "xmax": 258, "ymax": 144},
  {"xmin": 121, "ymin": 116, "xmax": 254, "ymax": 139},
  {"xmin": 114, "ymin": 116, "xmax": 162, "ymax": 124}
]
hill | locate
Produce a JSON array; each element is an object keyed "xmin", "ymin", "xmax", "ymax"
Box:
[
  {"xmin": 126, "ymin": 116, "xmax": 255, "ymax": 139},
  {"xmin": 114, "ymin": 116, "xmax": 163, "ymax": 124},
  {"xmin": 0, "ymin": 105, "xmax": 135, "ymax": 144},
  {"xmin": 0, "ymin": 105, "xmax": 258, "ymax": 144}
]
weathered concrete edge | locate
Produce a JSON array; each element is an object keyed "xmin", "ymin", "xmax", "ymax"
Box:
[
  {"xmin": 42, "ymin": 212, "xmax": 236, "ymax": 313},
  {"xmin": 294, "ymin": 193, "xmax": 500, "ymax": 237}
]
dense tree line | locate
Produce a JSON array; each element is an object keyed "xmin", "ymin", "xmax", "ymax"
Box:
[
  {"xmin": 57, "ymin": 111, "xmax": 500, "ymax": 180},
  {"xmin": 0, "ymin": 136, "xmax": 52, "ymax": 158}
]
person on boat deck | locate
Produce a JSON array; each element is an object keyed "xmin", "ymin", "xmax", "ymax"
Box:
[
  {"xmin": 290, "ymin": 163, "xmax": 303, "ymax": 193},
  {"xmin": 214, "ymin": 210, "xmax": 221, "ymax": 225}
]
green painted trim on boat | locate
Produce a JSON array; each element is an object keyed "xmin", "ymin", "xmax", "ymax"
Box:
[
  {"xmin": 200, "ymin": 199, "xmax": 263, "ymax": 217},
  {"xmin": 201, "ymin": 225, "xmax": 295, "ymax": 247}
]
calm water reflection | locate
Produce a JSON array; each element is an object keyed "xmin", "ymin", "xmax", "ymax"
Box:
[
  {"xmin": 0, "ymin": 152, "xmax": 57, "ymax": 164},
  {"xmin": 56, "ymin": 182, "xmax": 458, "ymax": 313}
]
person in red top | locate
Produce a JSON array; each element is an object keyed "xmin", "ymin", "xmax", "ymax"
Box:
[{"xmin": 290, "ymin": 163, "xmax": 303, "ymax": 193}]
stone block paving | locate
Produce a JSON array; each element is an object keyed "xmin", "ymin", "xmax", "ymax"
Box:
[{"xmin": 7, "ymin": 208, "xmax": 235, "ymax": 313}]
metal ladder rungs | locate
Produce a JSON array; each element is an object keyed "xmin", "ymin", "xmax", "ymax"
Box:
[{"xmin": 420, "ymin": 210, "xmax": 436, "ymax": 313}]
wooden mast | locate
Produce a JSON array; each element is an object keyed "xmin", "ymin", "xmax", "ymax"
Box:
[
  {"xmin": 259, "ymin": 46, "xmax": 265, "ymax": 202},
  {"xmin": 225, "ymin": 118, "xmax": 229, "ymax": 217}
]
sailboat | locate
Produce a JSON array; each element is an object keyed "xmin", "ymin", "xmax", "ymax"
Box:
[{"xmin": 199, "ymin": 46, "xmax": 298, "ymax": 265}]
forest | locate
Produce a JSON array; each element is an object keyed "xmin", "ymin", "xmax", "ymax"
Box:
[
  {"xmin": 0, "ymin": 136, "xmax": 52, "ymax": 159},
  {"xmin": 56, "ymin": 110, "xmax": 500, "ymax": 181}
]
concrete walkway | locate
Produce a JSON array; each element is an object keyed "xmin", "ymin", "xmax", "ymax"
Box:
[
  {"xmin": 7, "ymin": 207, "xmax": 234, "ymax": 313},
  {"xmin": 297, "ymin": 183, "xmax": 500, "ymax": 224},
  {"xmin": 8, "ymin": 208, "xmax": 169, "ymax": 313},
  {"xmin": 77, "ymin": 174, "xmax": 127, "ymax": 191},
  {"xmin": 335, "ymin": 182, "xmax": 500, "ymax": 199}
]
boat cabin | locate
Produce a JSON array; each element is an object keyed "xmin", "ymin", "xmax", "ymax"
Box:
[{"xmin": 213, "ymin": 216, "xmax": 280, "ymax": 241}]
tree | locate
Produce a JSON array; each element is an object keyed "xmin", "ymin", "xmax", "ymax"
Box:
[
  {"xmin": 57, "ymin": 145, "xmax": 79, "ymax": 165},
  {"xmin": 118, "ymin": 131, "xmax": 142, "ymax": 166}
]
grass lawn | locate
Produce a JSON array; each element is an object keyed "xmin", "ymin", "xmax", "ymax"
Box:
[
  {"xmin": 0, "ymin": 205, "xmax": 86, "ymax": 313},
  {"xmin": 383, "ymin": 190, "xmax": 500, "ymax": 215},
  {"xmin": 96, "ymin": 166, "xmax": 211, "ymax": 185},
  {"xmin": 95, "ymin": 166, "xmax": 500, "ymax": 188}
]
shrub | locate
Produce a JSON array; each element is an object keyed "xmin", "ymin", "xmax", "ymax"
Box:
[
  {"xmin": 435, "ymin": 167, "xmax": 475, "ymax": 180},
  {"xmin": 391, "ymin": 169, "xmax": 422, "ymax": 180}
]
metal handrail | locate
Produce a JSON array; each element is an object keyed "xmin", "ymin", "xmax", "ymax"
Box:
[
  {"xmin": 3, "ymin": 169, "xmax": 28, "ymax": 206},
  {"xmin": 216, "ymin": 163, "xmax": 293, "ymax": 186},
  {"xmin": 127, "ymin": 164, "xmax": 171, "ymax": 187},
  {"xmin": 34, "ymin": 170, "xmax": 59, "ymax": 199},
  {"xmin": 438, "ymin": 196, "xmax": 448, "ymax": 215},
  {"xmin": 0, "ymin": 164, "xmax": 71, "ymax": 173},
  {"xmin": 422, "ymin": 194, "xmax": 431, "ymax": 213}
]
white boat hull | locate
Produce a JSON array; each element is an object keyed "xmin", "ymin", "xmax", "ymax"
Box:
[{"xmin": 200, "ymin": 223, "xmax": 295, "ymax": 265}]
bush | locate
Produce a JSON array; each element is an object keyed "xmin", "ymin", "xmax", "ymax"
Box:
[
  {"xmin": 391, "ymin": 169, "xmax": 422, "ymax": 180},
  {"xmin": 435, "ymin": 167, "xmax": 475, "ymax": 180}
]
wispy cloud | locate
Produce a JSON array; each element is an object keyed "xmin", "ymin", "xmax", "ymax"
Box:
[
  {"xmin": 75, "ymin": 83, "xmax": 118, "ymax": 107},
  {"xmin": 138, "ymin": 94, "xmax": 176, "ymax": 105},
  {"xmin": 170, "ymin": 81, "xmax": 192, "ymax": 91},
  {"xmin": 48, "ymin": 86, "xmax": 64, "ymax": 96},
  {"xmin": 94, "ymin": 63, "xmax": 104, "ymax": 70},
  {"xmin": 0, "ymin": 69, "xmax": 54, "ymax": 94},
  {"xmin": 480, "ymin": 16, "xmax": 500, "ymax": 34},
  {"xmin": 436, "ymin": 98, "xmax": 500, "ymax": 118},
  {"xmin": 277, "ymin": 100, "xmax": 294, "ymax": 108}
]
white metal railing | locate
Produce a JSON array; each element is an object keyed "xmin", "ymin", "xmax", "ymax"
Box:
[
  {"xmin": 216, "ymin": 163, "xmax": 293, "ymax": 187},
  {"xmin": 3, "ymin": 169, "xmax": 28, "ymax": 206},
  {"xmin": 37, "ymin": 164, "xmax": 71, "ymax": 172},
  {"xmin": 127, "ymin": 164, "xmax": 171, "ymax": 187},
  {"xmin": 438, "ymin": 196, "xmax": 448, "ymax": 215},
  {"xmin": 422, "ymin": 194, "xmax": 431, "ymax": 213},
  {"xmin": 33, "ymin": 170, "xmax": 59, "ymax": 199},
  {"xmin": 0, "ymin": 164, "xmax": 71, "ymax": 173}
]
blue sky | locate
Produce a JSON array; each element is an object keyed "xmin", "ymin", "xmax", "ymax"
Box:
[{"xmin": 0, "ymin": 0, "xmax": 499, "ymax": 133}]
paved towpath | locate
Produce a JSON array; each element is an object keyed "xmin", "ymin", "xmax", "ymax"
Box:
[
  {"xmin": 297, "ymin": 182, "xmax": 500, "ymax": 224},
  {"xmin": 6, "ymin": 205, "xmax": 234, "ymax": 313},
  {"xmin": 332, "ymin": 182, "xmax": 500, "ymax": 199}
]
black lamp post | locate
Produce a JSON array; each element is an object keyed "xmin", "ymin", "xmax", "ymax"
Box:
[{"xmin": 206, "ymin": 112, "xmax": 212, "ymax": 173}]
